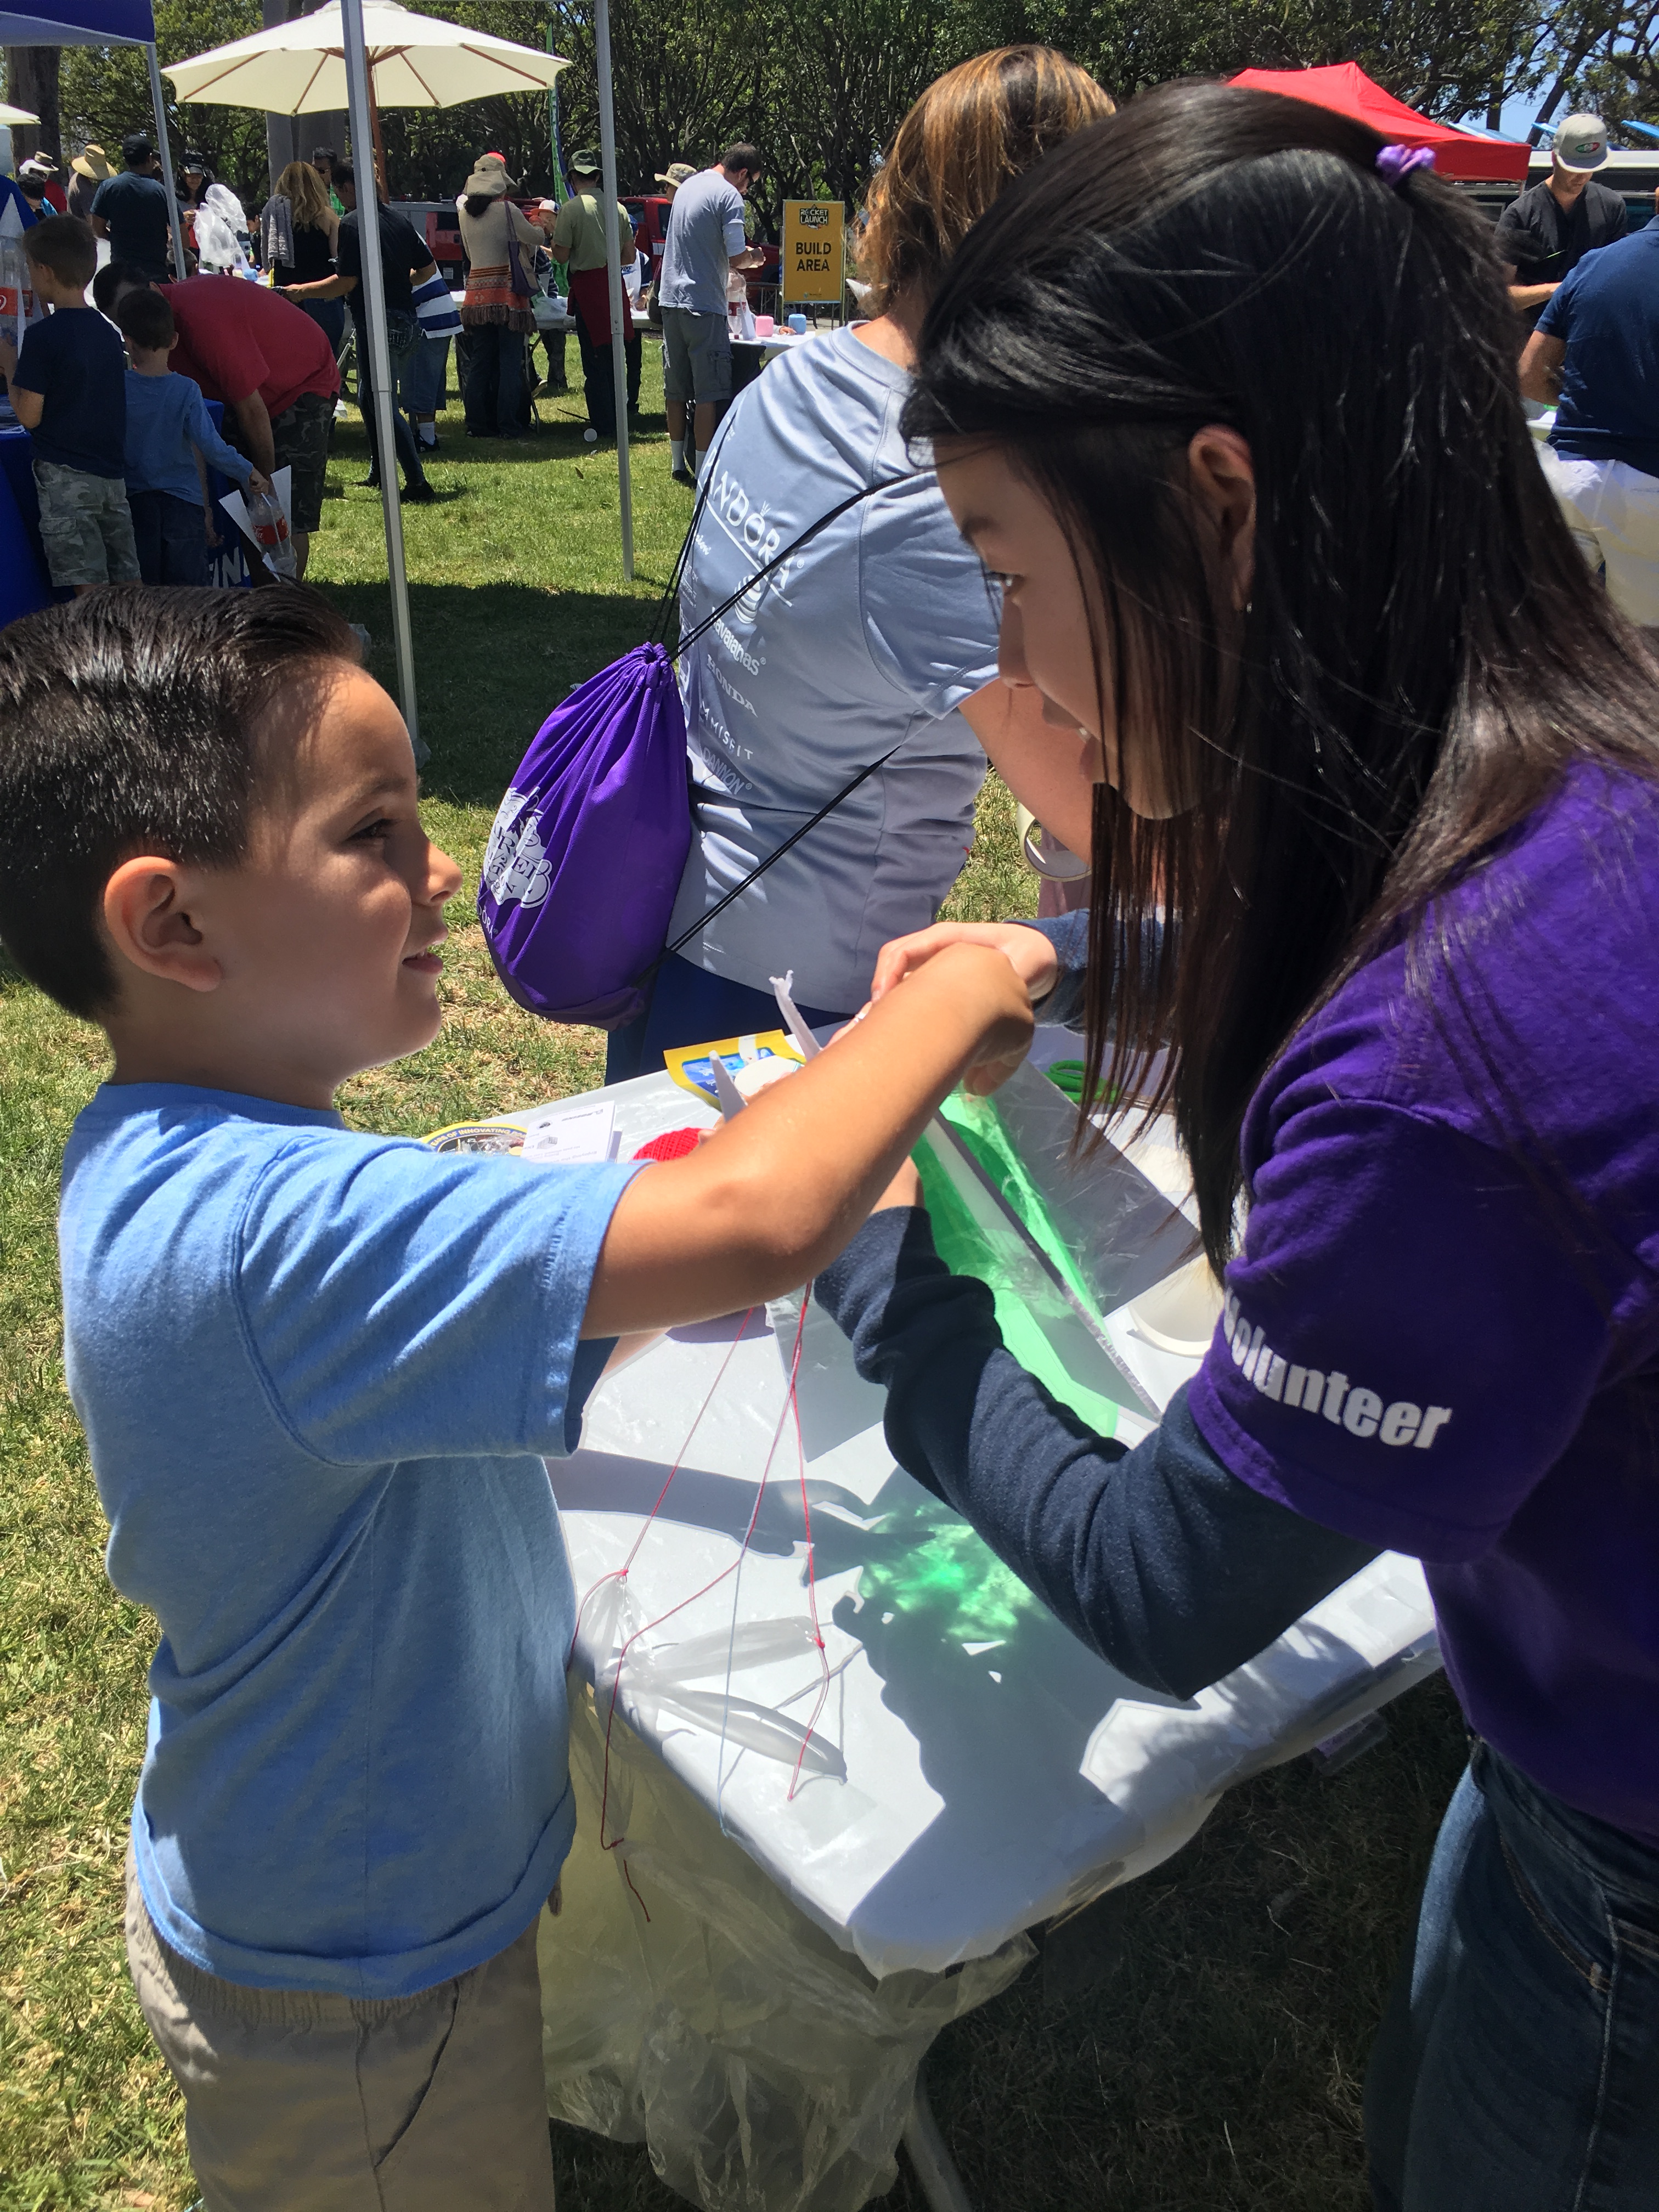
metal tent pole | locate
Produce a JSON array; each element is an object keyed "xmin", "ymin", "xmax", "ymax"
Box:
[
  {"xmin": 144, "ymin": 43, "xmax": 188, "ymax": 283},
  {"xmin": 338, "ymin": 0, "xmax": 420, "ymax": 752},
  {"xmin": 593, "ymin": 0, "xmax": 633, "ymax": 580}
]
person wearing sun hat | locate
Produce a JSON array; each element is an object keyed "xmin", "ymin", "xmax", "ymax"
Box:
[
  {"xmin": 655, "ymin": 161, "xmax": 695, "ymax": 195},
  {"xmin": 16, "ymin": 156, "xmax": 64, "ymax": 218},
  {"xmin": 1494, "ymin": 113, "xmax": 1628, "ymax": 334},
  {"xmin": 455, "ymin": 150, "xmax": 554, "ymax": 438},
  {"xmin": 549, "ymin": 148, "xmax": 641, "ymax": 441},
  {"xmin": 67, "ymin": 143, "xmax": 110, "ymax": 222}
]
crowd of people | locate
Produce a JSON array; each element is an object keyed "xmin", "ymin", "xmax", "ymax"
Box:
[
  {"xmin": 0, "ymin": 131, "xmax": 691, "ymax": 573},
  {"xmin": 2, "ymin": 51, "xmax": 1659, "ymax": 2212}
]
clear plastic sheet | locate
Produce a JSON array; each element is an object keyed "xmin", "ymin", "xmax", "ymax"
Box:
[
  {"xmin": 541, "ymin": 1676, "xmax": 1034, "ymax": 2212},
  {"xmin": 518, "ymin": 1064, "xmax": 1438, "ymax": 1982}
]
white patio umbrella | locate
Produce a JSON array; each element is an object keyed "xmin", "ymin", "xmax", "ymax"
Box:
[
  {"xmin": 165, "ymin": 0, "xmax": 567, "ymax": 113},
  {"xmin": 0, "ymin": 100, "xmax": 41, "ymax": 125},
  {"xmin": 166, "ymin": 0, "xmax": 641, "ymax": 757}
]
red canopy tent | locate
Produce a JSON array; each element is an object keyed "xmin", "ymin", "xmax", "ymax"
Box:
[{"xmin": 1228, "ymin": 63, "xmax": 1531, "ymax": 182}]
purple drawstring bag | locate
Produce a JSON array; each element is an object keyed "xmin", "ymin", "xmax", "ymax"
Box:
[
  {"xmin": 478, "ymin": 642, "xmax": 690, "ymax": 1028},
  {"xmin": 479, "ymin": 469, "xmax": 916, "ymax": 1030}
]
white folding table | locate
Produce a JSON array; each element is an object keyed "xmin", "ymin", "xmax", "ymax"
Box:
[{"xmin": 496, "ymin": 1051, "xmax": 1441, "ymax": 2206}]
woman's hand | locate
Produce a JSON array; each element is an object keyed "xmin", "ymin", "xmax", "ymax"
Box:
[
  {"xmin": 872, "ymin": 1157, "xmax": 923, "ymax": 1211},
  {"xmin": 871, "ymin": 920, "xmax": 1059, "ymax": 1006}
]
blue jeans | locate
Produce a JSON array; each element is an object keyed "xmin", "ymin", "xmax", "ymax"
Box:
[
  {"xmin": 294, "ymin": 294, "xmax": 346, "ymax": 358},
  {"xmin": 357, "ymin": 315, "xmax": 428, "ymax": 490},
  {"xmin": 603, "ymin": 951, "xmax": 848, "ymax": 1084},
  {"xmin": 1366, "ymin": 1740, "xmax": 1659, "ymax": 2209},
  {"xmin": 129, "ymin": 488, "xmax": 207, "ymax": 585},
  {"xmin": 398, "ymin": 335, "xmax": 449, "ymax": 421}
]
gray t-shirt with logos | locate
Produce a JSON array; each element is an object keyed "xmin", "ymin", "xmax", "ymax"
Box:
[
  {"xmin": 657, "ymin": 167, "xmax": 747, "ymax": 314},
  {"xmin": 666, "ymin": 326, "xmax": 1000, "ymax": 1012}
]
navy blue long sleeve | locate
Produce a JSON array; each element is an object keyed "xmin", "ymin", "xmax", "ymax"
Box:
[
  {"xmin": 1018, "ymin": 910, "xmax": 1091, "ymax": 1029},
  {"xmin": 815, "ymin": 1207, "xmax": 1376, "ymax": 1699}
]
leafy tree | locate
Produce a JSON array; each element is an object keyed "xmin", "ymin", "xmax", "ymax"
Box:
[
  {"xmin": 58, "ymin": 0, "xmax": 269, "ymax": 201},
  {"xmin": 3, "ymin": 46, "xmax": 63, "ymax": 167}
]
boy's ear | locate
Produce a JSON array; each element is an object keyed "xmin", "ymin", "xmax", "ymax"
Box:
[{"xmin": 103, "ymin": 857, "xmax": 223, "ymax": 994}]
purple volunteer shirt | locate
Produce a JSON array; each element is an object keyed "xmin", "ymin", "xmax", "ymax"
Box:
[{"xmin": 1190, "ymin": 762, "xmax": 1659, "ymax": 1841}]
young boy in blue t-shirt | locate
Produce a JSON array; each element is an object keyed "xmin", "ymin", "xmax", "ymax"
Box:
[
  {"xmin": 0, "ymin": 214, "xmax": 139, "ymax": 594},
  {"xmin": 112, "ymin": 286, "xmax": 270, "ymax": 586},
  {"xmin": 0, "ymin": 586, "xmax": 1029, "ymax": 2210}
]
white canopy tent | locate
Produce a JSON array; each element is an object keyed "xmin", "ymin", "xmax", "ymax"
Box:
[{"xmin": 168, "ymin": 0, "xmax": 641, "ymax": 752}]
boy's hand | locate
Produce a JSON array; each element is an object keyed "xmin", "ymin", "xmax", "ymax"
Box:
[
  {"xmin": 246, "ymin": 468, "xmax": 272, "ymax": 495},
  {"xmin": 871, "ymin": 921, "xmax": 1059, "ymax": 1010},
  {"xmin": 583, "ymin": 941, "xmax": 1030, "ymax": 1336}
]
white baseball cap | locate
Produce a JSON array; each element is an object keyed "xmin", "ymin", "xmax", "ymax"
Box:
[{"xmin": 1553, "ymin": 114, "xmax": 1611, "ymax": 172}]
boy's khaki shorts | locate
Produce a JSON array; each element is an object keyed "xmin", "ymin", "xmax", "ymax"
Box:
[
  {"xmin": 125, "ymin": 1847, "xmax": 555, "ymax": 2210},
  {"xmin": 33, "ymin": 458, "xmax": 140, "ymax": 588}
]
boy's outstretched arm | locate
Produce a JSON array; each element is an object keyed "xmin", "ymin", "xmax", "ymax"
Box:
[{"xmin": 581, "ymin": 942, "xmax": 1032, "ymax": 1338}]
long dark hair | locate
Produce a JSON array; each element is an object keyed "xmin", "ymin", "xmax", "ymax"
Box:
[{"xmin": 905, "ymin": 80, "xmax": 1659, "ymax": 1271}]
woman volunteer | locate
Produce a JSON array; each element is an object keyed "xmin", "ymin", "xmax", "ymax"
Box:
[
  {"xmin": 817, "ymin": 83, "xmax": 1659, "ymax": 2207},
  {"xmin": 605, "ymin": 47, "xmax": 1111, "ymax": 1081},
  {"xmin": 263, "ymin": 161, "xmax": 343, "ymax": 353}
]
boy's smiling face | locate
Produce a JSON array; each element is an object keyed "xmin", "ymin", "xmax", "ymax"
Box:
[{"xmin": 101, "ymin": 662, "xmax": 464, "ymax": 1109}]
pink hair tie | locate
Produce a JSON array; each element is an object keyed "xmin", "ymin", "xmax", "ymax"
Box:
[{"xmin": 1376, "ymin": 144, "xmax": 1436, "ymax": 186}]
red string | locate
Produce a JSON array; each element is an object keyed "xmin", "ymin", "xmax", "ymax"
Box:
[{"xmin": 574, "ymin": 1290, "xmax": 831, "ymax": 1906}]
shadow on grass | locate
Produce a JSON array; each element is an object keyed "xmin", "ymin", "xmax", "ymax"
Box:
[
  {"xmin": 335, "ymin": 408, "xmax": 672, "ymax": 466},
  {"xmin": 323, "ymin": 580, "xmax": 675, "ymax": 808}
]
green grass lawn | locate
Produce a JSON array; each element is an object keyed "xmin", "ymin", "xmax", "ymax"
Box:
[{"xmin": 0, "ymin": 346, "xmax": 1466, "ymax": 2211}]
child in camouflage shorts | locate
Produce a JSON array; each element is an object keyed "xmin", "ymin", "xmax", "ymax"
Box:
[{"xmin": 0, "ymin": 216, "xmax": 138, "ymax": 594}]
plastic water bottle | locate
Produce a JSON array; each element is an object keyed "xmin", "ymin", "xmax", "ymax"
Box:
[{"xmin": 245, "ymin": 488, "xmax": 296, "ymax": 579}]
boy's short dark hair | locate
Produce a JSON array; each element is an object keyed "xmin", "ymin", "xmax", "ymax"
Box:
[
  {"xmin": 114, "ymin": 287, "xmax": 176, "ymax": 353},
  {"xmin": 24, "ymin": 214, "xmax": 98, "ymax": 290},
  {"xmin": 0, "ymin": 588, "xmax": 363, "ymax": 1020},
  {"xmin": 332, "ymin": 160, "xmax": 355, "ymax": 190},
  {"xmin": 720, "ymin": 143, "xmax": 764, "ymax": 179}
]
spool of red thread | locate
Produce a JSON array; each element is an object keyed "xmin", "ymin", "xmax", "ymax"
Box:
[{"xmin": 630, "ymin": 1126, "xmax": 704, "ymax": 1163}]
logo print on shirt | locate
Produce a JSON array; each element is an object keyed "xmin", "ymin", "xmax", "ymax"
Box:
[
  {"xmin": 481, "ymin": 788, "xmax": 552, "ymax": 910},
  {"xmin": 708, "ymin": 465, "xmax": 789, "ymax": 617},
  {"xmin": 1221, "ymin": 1291, "xmax": 1452, "ymax": 1449}
]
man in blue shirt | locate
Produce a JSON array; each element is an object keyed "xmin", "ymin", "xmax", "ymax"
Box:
[
  {"xmin": 91, "ymin": 133, "xmax": 172, "ymax": 283},
  {"xmin": 1522, "ymin": 222, "xmax": 1659, "ymax": 624},
  {"xmin": 656, "ymin": 143, "xmax": 766, "ymax": 483}
]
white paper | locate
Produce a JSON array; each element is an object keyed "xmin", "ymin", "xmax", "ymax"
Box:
[{"xmin": 522, "ymin": 1098, "xmax": 616, "ymax": 1164}]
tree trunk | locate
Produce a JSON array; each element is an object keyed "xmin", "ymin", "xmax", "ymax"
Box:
[{"xmin": 4, "ymin": 46, "xmax": 62, "ymax": 169}]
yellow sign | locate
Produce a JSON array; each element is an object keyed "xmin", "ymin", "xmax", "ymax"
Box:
[{"xmin": 782, "ymin": 199, "xmax": 845, "ymax": 304}]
